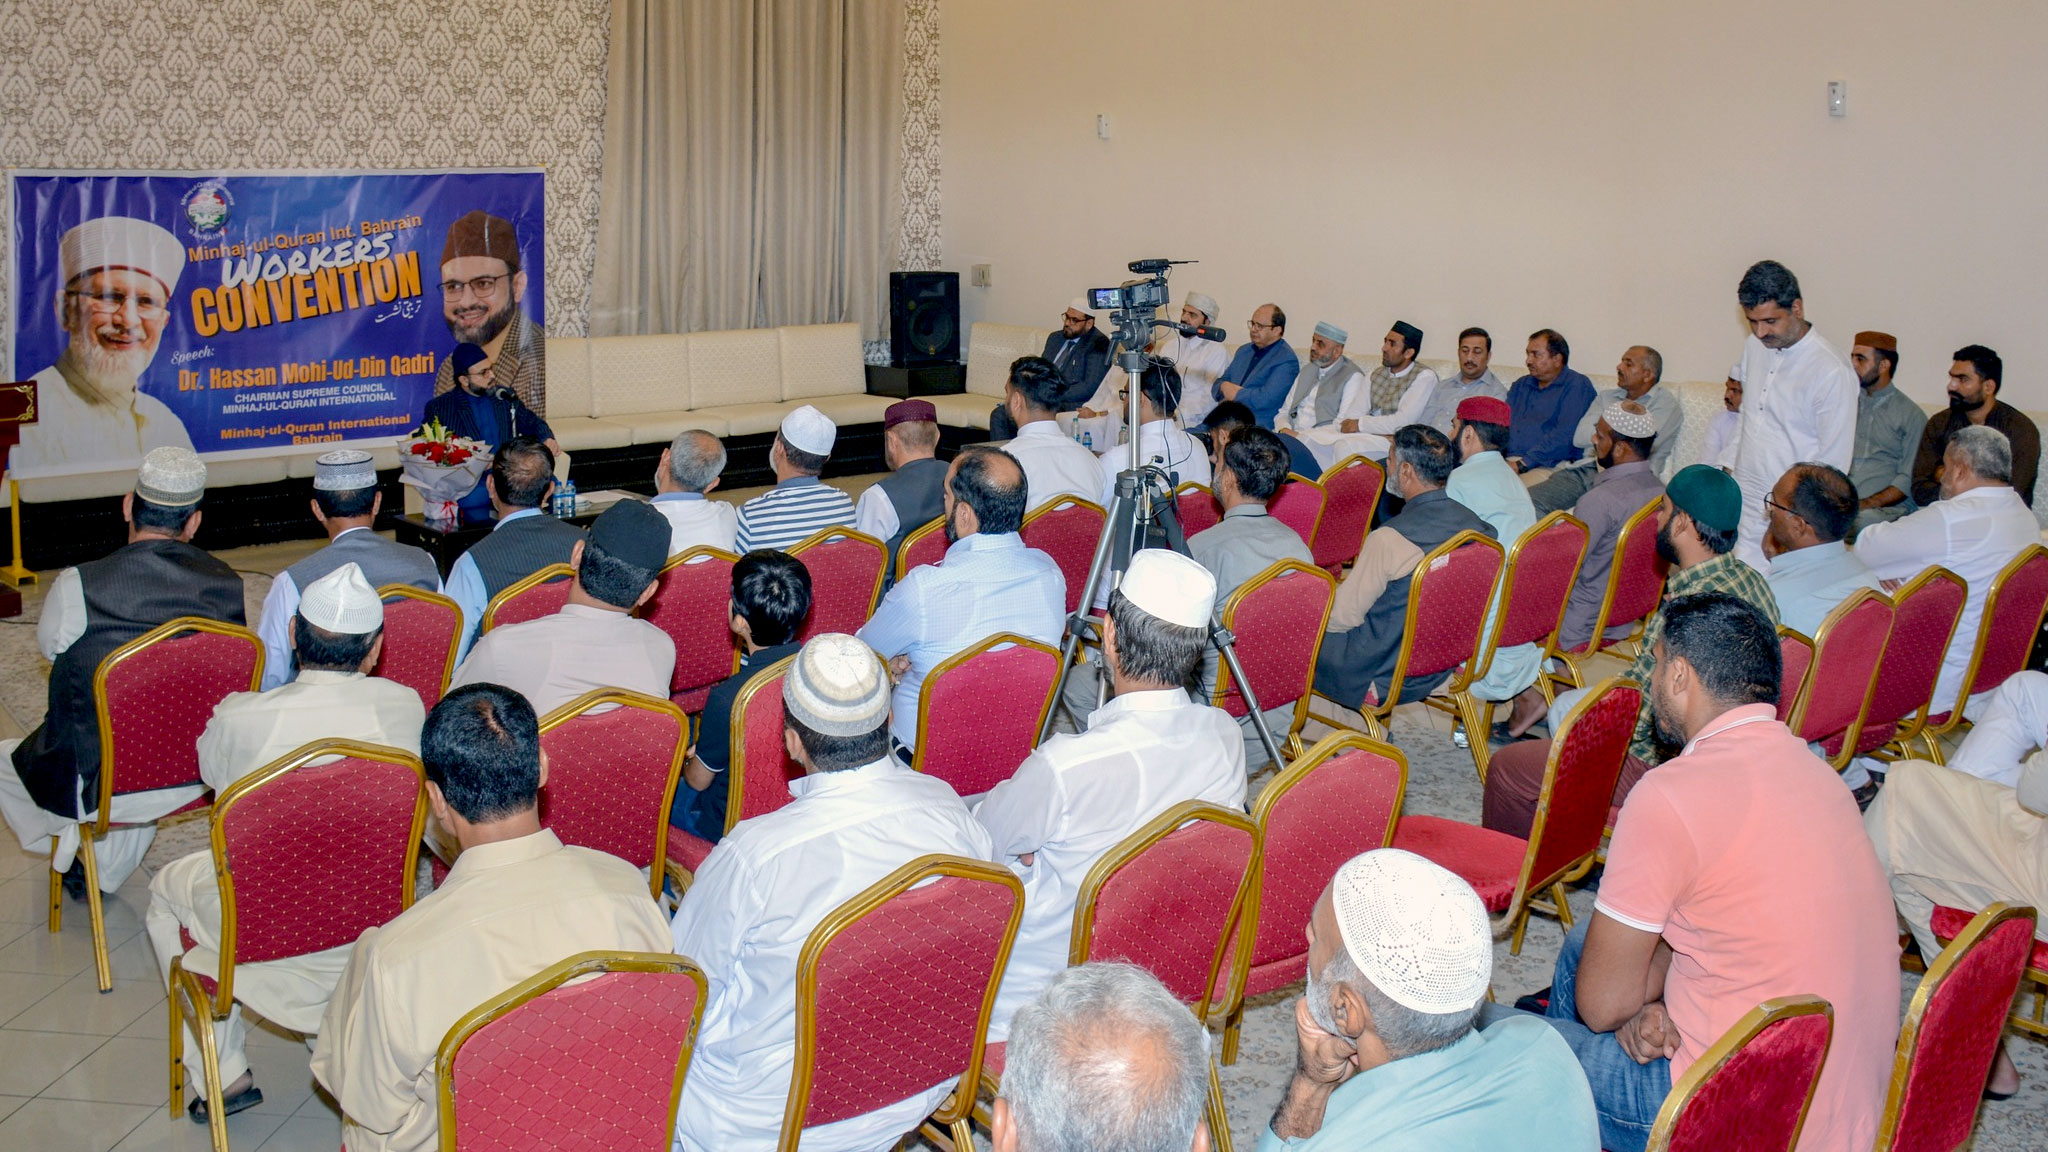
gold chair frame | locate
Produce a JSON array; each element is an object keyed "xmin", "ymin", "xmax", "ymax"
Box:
[
  {"xmin": 894, "ymin": 515, "xmax": 948, "ymax": 583},
  {"xmin": 539, "ymin": 688, "xmax": 689, "ymax": 901},
  {"xmin": 1920, "ymin": 545, "xmax": 2048, "ymax": 762},
  {"xmin": 663, "ymin": 653, "xmax": 799, "ymax": 894},
  {"xmin": 1312, "ymin": 454, "xmax": 1386, "ymax": 571},
  {"xmin": 1643, "ymin": 995, "xmax": 1833, "ymax": 1152},
  {"xmin": 912, "ymin": 632, "xmax": 1061, "ymax": 778},
  {"xmin": 1546, "ymin": 496, "xmax": 1666, "ymax": 693},
  {"xmin": 480, "ymin": 562, "xmax": 575, "ymax": 634},
  {"xmin": 1208, "ymin": 559, "xmax": 1336, "ymax": 765},
  {"xmin": 789, "ymin": 525, "xmax": 889, "ymax": 628},
  {"xmin": 1859, "ymin": 565, "xmax": 1966, "ymax": 765},
  {"xmin": 1931, "ymin": 902, "xmax": 2048, "ymax": 1042},
  {"xmin": 377, "ymin": 583, "xmax": 465, "ymax": 701},
  {"xmin": 1780, "ymin": 587, "xmax": 1893, "ymax": 771}
]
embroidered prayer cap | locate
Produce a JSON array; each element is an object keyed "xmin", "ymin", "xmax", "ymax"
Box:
[
  {"xmin": 136, "ymin": 446, "xmax": 206, "ymax": 508},
  {"xmin": 61, "ymin": 216, "xmax": 186, "ymax": 293},
  {"xmin": 1667, "ymin": 464, "xmax": 1742, "ymax": 533},
  {"xmin": 1184, "ymin": 292, "xmax": 1220, "ymax": 323},
  {"xmin": 586, "ymin": 497, "xmax": 672, "ymax": 573},
  {"xmin": 1601, "ymin": 399, "xmax": 1658, "ymax": 439},
  {"xmin": 779, "ymin": 404, "xmax": 838, "ymax": 456},
  {"xmin": 450, "ymin": 342, "xmax": 489, "ymax": 379},
  {"xmin": 1329, "ymin": 848, "xmax": 1492, "ymax": 1014},
  {"xmin": 1065, "ymin": 297, "xmax": 1099, "ymax": 320},
  {"xmin": 1852, "ymin": 330, "xmax": 1897, "ymax": 352},
  {"xmin": 1456, "ymin": 396, "xmax": 1512, "ymax": 427},
  {"xmin": 1390, "ymin": 320, "xmax": 1424, "ymax": 348},
  {"xmin": 883, "ymin": 399, "xmax": 937, "ymax": 429},
  {"xmin": 441, "ymin": 210, "xmax": 522, "ymax": 271},
  {"xmin": 1313, "ymin": 321, "xmax": 1348, "ymax": 345},
  {"xmin": 313, "ymin": 449, "xmax": 377, "ymax": 492},
  {"xmin": 1119, "ymin": 549, "xmax": 1217, "ymax": 630},
  {"xmin": 783, "ymin": 633, "xmax": 891, "ymax": 737},
  {"xmin": 298, "ymin": 563, "xmax": 384, "ymax": 634}
]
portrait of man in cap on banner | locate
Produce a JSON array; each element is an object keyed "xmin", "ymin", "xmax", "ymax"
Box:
[{"xmin": 430, "ymin": 209, "xmax": 547, "ymax": 415}]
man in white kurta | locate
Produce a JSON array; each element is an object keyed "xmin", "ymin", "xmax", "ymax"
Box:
[
  {"xmin": 975, "ymin": 551, "xmax": 1248, "ymax": 1040},
  {"xmin": 1000, "ymin": 357, "xmax": 1105, "ymax": 512},
  {"xmin": 1162, "ymin": 291, "xmax": 1232, "ymax": 428},
  {"xmin": 670, "ymin": 634, "xmax": 993, "ymax": 1152},
  {"xmin": 1722, "ymin": 261, "xmax": 1857, "ymax": 569},
  {"xmin": 1280, "ymin": 321, "xmax": 1440, "ymax": 470},
  {"xmin": 651, "ymin": 429, "xmax": 738, "ymax": 556},
  {"xmin": 147, "ymin": 564, "xmax": 425, "ymax": 1119},
  {"xmin": 1096, "ymin": 362, "xmax": 1210, "ymax": 503},
  {"xmin": 1444, "ymin": 397, "xmax": 1542, "ymax": 706}
]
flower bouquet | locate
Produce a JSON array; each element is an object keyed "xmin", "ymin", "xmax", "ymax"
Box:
[{"xmin": 399, "ymin": 417, "xmax": 491, "ymax": 522}]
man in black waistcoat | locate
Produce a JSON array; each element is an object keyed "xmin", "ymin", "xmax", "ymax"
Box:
[
  {"xmin": 853, "ymin": 399, "xmax": 950, "ymax": 585},
  {"xmin": 1313, "ymin": 425, "xmax": 1495, "ymax": 709},
  {"xmin": 0, "ymin": 447, "xmax": 245, "ymax": 898},
  {"xmin": 442, "ymin": 436, "xmax": 585, "ymax": 658}
]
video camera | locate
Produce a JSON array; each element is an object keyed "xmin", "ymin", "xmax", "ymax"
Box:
[{"xmin": 1085, "ymin": 258, "xmax": 1185, "ymax": 315}]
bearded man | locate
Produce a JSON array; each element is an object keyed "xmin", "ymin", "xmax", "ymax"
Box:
[{"xmin": 430, "ymin": 210, "xmax": 547, "ymax": 414}]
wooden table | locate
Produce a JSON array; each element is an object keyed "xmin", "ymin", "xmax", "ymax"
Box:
[{"xmin": 383, "ymin": 507, "xmax": 602, "ymax": 578}]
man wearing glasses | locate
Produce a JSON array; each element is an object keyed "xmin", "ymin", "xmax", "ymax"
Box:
[
  {"xmin": 430, "ymin": 210, "xmax": 548, "ymax": 414},
  {"xmin": 13, "ymin": 216, "xmax": 196, "ymax": 474},
  {"xmin": 1213, "ymin": 302, "xmax": 1298, "ymax": 429}
]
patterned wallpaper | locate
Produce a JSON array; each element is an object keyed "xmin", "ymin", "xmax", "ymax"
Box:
[{"xmin": 899, "ymin": 0, "xmax": 942, "ymax": 273}]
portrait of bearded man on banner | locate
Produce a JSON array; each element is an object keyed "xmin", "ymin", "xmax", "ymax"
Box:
[
  {"xmin": 430, "ymin": 209, "xmax": 547, "ymax": 415},
  {"xmin": 11, "ymin": 216, "xmax": 196, "ymax": 474}
]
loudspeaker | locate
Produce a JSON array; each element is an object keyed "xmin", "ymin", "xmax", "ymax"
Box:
[{"xmin": 890, "ymin": 271, "xmax": 959, "ymax": 366}]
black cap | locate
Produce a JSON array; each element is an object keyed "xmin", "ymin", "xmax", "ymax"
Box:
[{"xmin": 586, "ymin": 498, "xmax": 671, "ymax": 571}]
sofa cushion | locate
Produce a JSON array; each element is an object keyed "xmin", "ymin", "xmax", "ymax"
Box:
[
  {"xmin": 589, "ymin": 334, "xmax": 690, "ymax": 419},
  {"xmin": 778, "ymin": 324, "xmax": 866, "ymax": 401},
  {"xmin": 688, "ymin": 329, "xmax": 782, "ymax": 410},
  {"xmin": 927, "ymin": 393, "xmax": 995, "ymax": 431},
  {"xmin": 800, "ymin": 394, "xmax": 893, "ymax": 427},
  {"xmin": 611, "ymin": 412, "xmax": 731, "ymax": 445},
  {"xmin": 551, "ymin": 416, "xmax": 641, "ymax": 451},
  {"xmin": 546, "ymin": 337, "xmax": 595, "ymax": 420},
  {"xmin": 1664, "ymin": 379, "xmax": 1727, "ymax": 480},
  {"xmin": 966, "ymin": 323, "xmax": 1049, "ymax": 399},
  {"xmin": 689, "ymin": 402, "xmax": 803, "ymax": 438}
]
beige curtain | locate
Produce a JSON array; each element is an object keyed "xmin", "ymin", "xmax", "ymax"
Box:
[{"xmin": 591, "ymin": 0, "xmax": 904, "ymax": 339}]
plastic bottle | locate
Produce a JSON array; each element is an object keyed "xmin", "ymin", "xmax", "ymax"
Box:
[{"xmin": 1081, "ymin": 430, "xmax": 1094, "ymax": 452}]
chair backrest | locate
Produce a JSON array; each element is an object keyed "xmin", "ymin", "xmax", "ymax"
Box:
[
  {"xmin": 913, "ymin": 633, "xmax": 1060, "ymax": 797},
  {"xmin": 1565, "ymin": 497, "xmax": 1666, "ymax": 657},
  {"xmin": 1311, "ymin": 454, "xmax": 1383, "ymax": 571},
  {"xmin": 1489, "ymin": 512, "xmax": 1590, "ymax": 655},
  {"xmin": 783, "ymin": 856, "xmax": 1023, "ymax": 1143},
  {"xmin": 895, "ymin": 516, "xmax": 949, "ymax": 581},
  {"xmin": 1384, "ymin": 532, "xmax": 1505, "ymax": 710},
  {"xmin": 1785, "ymin": 589, "xmax": 1893, "ymax": 757},
  {"xmin": 1213, "ymin": 561, "xmax": 1335, "ymax": 733},
  {"xmin": 1957, "ymin": 545, "xmax": 2048, "ymax": 703},
  {"xmin": 481, "ymin": 563, "xmax": 575, "ymax": 633},
  {"xmin": 1777, "ymin": 630, "xmax": 1815, "ymax": 725},
  {"xmin": 1860, "ymin": 566, "xmax": 1967, "ymax": 748},
  {"xmin": 1876, "ymin": 903, "xmax": 2038, "ymax": 1152},
  {"xmin": 1021, "ymin": 497, "xmax": 1107, "ymax": 615},
  {"xmin": 1268, "ymin": 475, "xmax": 1326, "ymax": 546},
  {"xmin": 537, "ymin": 690, "xmax": 686, "ymax": 900},
  {"xmin": 375, "ymin": 585, "xmax": 462, "ymax": 709},
  {"xmin": 1174, "ymin": 483, "xmax": 1222, "ymax": 538},
  {"xmin": 724, "ymin": 655, "xmax": 804, "ymax": 832},
  {"xmin": 438, "ymin": 951, "xmax": 707, "ymax": 1152},
  {"xmin": 95, "ymin": 617, "xmax": 264, "ymax": 822},
  {"xmin": 1522, "ymin": 680, "xmax": 1641, "ymax": 896},
  {"xmin": 212, "ymin": 740, "xmax": 425, "ymax": 1009},
  {"xmin": 789, "ymin": 528, "xmax": 887, "ymax": 641},
  {"xmin": 640, "ymin": 547, "xmax": 741, "ymax": 707},
  {"xmin": 1074, "ymin": 801, "xmax": 1259, "ymax": 1016},
  {"xmin": 1646, "ymin": 996, "xmax": 1834, "ymax": 1152}
]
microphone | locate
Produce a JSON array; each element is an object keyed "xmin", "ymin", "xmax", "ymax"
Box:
[
  {"xmin": 1166, "ymin": 322, "xmax": 1227, "ymax": 342},
  {"xmin": 488, "ymin": 385, "xmax": 519, "ymax": 404}
]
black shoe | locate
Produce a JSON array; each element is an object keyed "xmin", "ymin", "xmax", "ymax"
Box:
[
  {"xmin": 1514, "ymin": 986, "xmax": 1553, "ymax": 1014},
  {"xmin": 60, "ymin": 861, "xmax": 87, "ymax": 903},
  {"xmin": 188, "ymin": 1083, "xmax": 263, "ymax": 1124}
]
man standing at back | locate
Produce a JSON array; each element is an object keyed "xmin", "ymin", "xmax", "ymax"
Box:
[
  {"xmin": 998, "ymin": 356, "xmax": 1103, "ymax": 511},
  {"xmin": 442, "ymin": 436, "xmax": 583, "ymax": 658},
  {"xmin": 735, "ymin": 405, "xmax": 857, "ymax": 552},
  {"xmin": 853, "ymin": 399, "xmax": 950, "ymax": 579}
]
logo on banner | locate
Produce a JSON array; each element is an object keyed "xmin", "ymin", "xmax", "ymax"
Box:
[{"xmin": 182, "ymin": 179, "xmax": 233, "ymax": 238}]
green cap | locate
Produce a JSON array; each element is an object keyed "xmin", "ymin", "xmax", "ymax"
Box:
[{"xmin": 1666, "ymin": 464, "xmax": 1742, "ymax": 532}]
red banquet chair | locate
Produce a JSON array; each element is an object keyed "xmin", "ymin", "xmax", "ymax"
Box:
[
  {"xmin": 1779, "ymin": 588, "xmax": 1894, "ymax": 770},
  {"xmin": 1931, "ymin": 903, "xmax": 2048, "ymax": 1041},
  {"xmin": 640, "ymin": 547, "xmax": 740, "ymax": 715},
  {"xmin": 1644, "ymin": 996, "xmax": 1834, "ymax": 1152},
  {"xmin": 895, "ymin": 515, "xmax": 948, "ymax": 582},
  {"xmin": 1308, "ymin": 530, "xmax": 1504, "ymax": 741},
  {"xmin": 375, "ymin": 584, "xmax": 462, "ymax": 709},
  {"xmin": 481, "ymin": 562, "xmax": 575, "ymax": 634},
  {"xmin": 1548, "ymin": 496, "xmax": 1666, "ymax": 692},
  {"xmin": 1212, "ymin": 732, "xmax": 1406, "ymax": 1064},
  {"xmin": 789, "ymin": 527, "xmax": 886, "ymax": 641},
  {"xmin": 1777, "ymin": 631, "xmax": 1814, "ymax": 724},
  {"xmin": 913, "ymin": 633, "xmax": 1060, "ymax": 797},
  {"xmin": 538, "ymin": 690, "xmax": 688, "ymax": 901},
  {"xmin": 437, "ymin": 951, "xmax": 708, "ymax": 1152},
  {"xmin": 1395, "ymin": 678, "xmax": 1639, "ymax": 953},
  {"xmin": 1922, "ymin": 545, "xmax": 2048, "ymax": 762},
  {"xmin": 1823, "ymin": 566, "xmax": 1966, "ymax": 765},
  {"xmin": 1311, "ymin": 454, "xmax": 1383, "ymax": 574},
  {"xmin": 1876, "ymin": 903, "xmax": 2038, "ymax": 1152},
  {"xmin": 1173, "ymin": 483, "xmax": 1222, "ymax": 538},
  {"xmin": 52, "ymin": 616, "xmax": 263, "ymax": 993},
  {"xmin": 1020, "ymin": 497, "xmax": 1107, "ymax": 615},
  {"xmin": 168, "ymin": 739, "xmax": 425, "ymax": 1151},
  {"xmin": 1268, "ymin": 474, "xmax": 1326, "ymax": 547},
  {"xmin": 664, "ymin": 655, "xmax": 802, "ymax": 889},
  {"xmin": 782, "ymin": 856, "xmax": 1024, "ymax": 1152},
  {"xmin": 1210, "ymin": 559, "xmax": 1336, "ymax": 762}
]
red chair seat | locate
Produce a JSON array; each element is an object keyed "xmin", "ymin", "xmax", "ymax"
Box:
[
  {"xmin": 667, "ymin": 830, "xmax": 713, "ymax": 873},
  {"xmin": 1390, "ymin": 815, "xmax": 1525, "ymax": 912},
  {"xmin": 1933, "ymin": 906, "xmax": 2048, "ymax": 970}
]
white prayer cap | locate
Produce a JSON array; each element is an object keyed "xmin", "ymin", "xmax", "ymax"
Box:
[
  {"xmin": 312, "ymin": 449, "xmax": 377, "ymax": 491},
  {"xmin": 1065, "ymin": 296, "xmax": 1099, "ymax": 320},
  {"xmin": 1183, "ymin": 292, "xmax": 1219, "ymax": 322},
  {"xmin": 779, "ymin": 404, "xmax": 837, "ymax": 457},
  {"xmin": 60, "ymin": 216, "xmax": 186, "ymax": 292},
  {"xmin": 298, "ymin": 563, "xmax": 384, "ymax": 635},
  {"xmin": 1602, "ymin": 399, "xmax": 1658, "ymax": 438},
  {"xmin": 1119, "ymin": 549, "xmax": 1216, "ymax": 629},
  {"xmin": 783, "ymin": 633, "xmax": 891, "ymax": 737},
  {"xmin": 1329, "ymin": 849, "xmax": 1492, "ymax": 1014},
  {"xmin": 135, "ymin": 446, "xmax": 206, "ymax": 507},
  {"xmin": 1314, "ymin": 321, "xmax": 1348, "ymax": 345}
]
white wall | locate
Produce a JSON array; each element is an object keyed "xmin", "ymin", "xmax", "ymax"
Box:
[{"xmin": 941, "ymin": 0, "xmax": 2048, "ymax": 406}]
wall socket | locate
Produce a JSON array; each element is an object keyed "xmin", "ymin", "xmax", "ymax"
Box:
[
  {"xmin": 971, "ymin": 264, "xmax": 992, "ymax": 287},
  {"xmin": 1096, "ymin": 114, "xmax": 1111, "ymax": 140},
  {"xmin": 1828, "ymin": 80, "xmax": 1846, "ymax": 117}
]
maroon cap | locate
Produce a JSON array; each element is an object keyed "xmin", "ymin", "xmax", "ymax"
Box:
[
  {"xmin": 1456, "ymin": 395, "xmax": 1512, "ymax": 426},
  {"xmin": 884, "ymin": 399, "xmax": 937, "ymax": 428}
]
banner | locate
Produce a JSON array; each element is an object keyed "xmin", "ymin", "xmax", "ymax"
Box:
[{"xmin": 7, "ymin": 168, "xmax": 545, "ymax": 479}]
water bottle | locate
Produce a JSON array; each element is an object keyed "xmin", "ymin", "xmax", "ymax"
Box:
[
  {"xmin": 554, "ymin": 478, "xmax": 578, "ymax": 517},
  {"xmin": 1081, "ymin": 430, "xmax": 1094, "ymax": 452}
]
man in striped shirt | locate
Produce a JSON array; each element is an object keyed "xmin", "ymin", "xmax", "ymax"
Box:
[{"xmin": 736, "ymin": 405, "xmax": 857, "ymax": 552}]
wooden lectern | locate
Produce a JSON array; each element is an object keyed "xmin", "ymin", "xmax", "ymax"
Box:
[{"xmin": 0, "ymin": 379, "xmax": 39, "ymax": 617}]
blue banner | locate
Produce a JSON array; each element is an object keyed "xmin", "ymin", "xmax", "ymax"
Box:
[{"xmin": 7, "ymin": 168, "xmax": 544, "ymax": 478}]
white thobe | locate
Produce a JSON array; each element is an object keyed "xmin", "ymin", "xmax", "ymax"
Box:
[
  {"xmin": 1005, "ymin": 420, "xmax": 1107, "ymax": 512},
  {"xmin": 972, "ymin": 688, "xmax": 1246, "ymax": 1040},
  {"xmin": 1724, "ymin": 330, "xmax": 1857, "ymax": 568},
  {"xmin": 1154, "ymin": 333, "xmax": 1231, "ymax": 427},
  {"xmin": 1096, "ymin": 419, "xmax": 1210, "ymax": 505},
  {"xmin": 8, "ymin": 363, "xmax": 194, "ymax": 478},
  {"xmin": 1286, "ymin": 362, "xmax": 1440, "ymax": 467}
]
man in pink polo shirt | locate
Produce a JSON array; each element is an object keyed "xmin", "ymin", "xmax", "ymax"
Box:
[{"xmin": 1490, "ymin": 591, "xmax": 1898, "ymax": 1152}]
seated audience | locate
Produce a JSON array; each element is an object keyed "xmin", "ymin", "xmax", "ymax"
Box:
[
  {"xmin": 0, "ymin": 448, "xmax": 244, "ymax": 900},
  {"xmin": 734, "ymin": 405, "xmax": 857, "ymax": 552},
  {"xmin": 990, "ymin": 298, "xmax": 1114, "ymax": 440},
  {"xmin": 670, "ymin": 634, "xmax": 992, "ymax": 1152},
  {"xmin": 1273, "ymin": 319, "xmax": 1365, "ymax": 477},
  {"xmin": 671, "ymin": 549, "xmax": 811, "ymax": 844},
  {"xmin": 1911, "ymin": 344, "xmax": 2038, "ymax": 509},
  {"xmin": 1505, "ymin": 329, "xmax": 1597, "ymax": 478},
  {"xmin": 652, "ymin": 428, "xmax": 737, "ymax": 556},
  {"xmin": 859, "ymin": 446, "xmax": 1064, "ymax": 752},
  {"xmin": 1444, "ymin": 397, "xmax": 1542, "ymax": 717},
  {"xmin": 1418, "ymin": 327, "xmax": 1510, "ymax": 434},
  {"xmin": 444, "ymin": 436, "xmax": 582, "ymax": 658},
  {"xmin": 1279, "ymin": 320, "xmax": 1438, "ymax": 478},
  {"xmin": 256, "ymin": 449, "xmax": 439, "ymax": 689},
  {"xmin": 1161, "ymin": 290, "xmax": 1231, "ymax": 428},
  {"xmin": 1214, "ymin": 303, "xmax": 1299, "ymax": 428},
  {"xmin": 1702, "ymin": 373, "xmax": 1741, "ymax": 466},
  {"xmin": 999, "ymin": 355, "xmax": 1105, "ymax": 510},
  {"xmin": 312, "ymin": 684, "xmax": 672, "ymax": 1152},
  {"xmin": 1098, "ymin": 360, "xmax": 1212, "ymax": 502},
  {"xmin": 1485, "ymin": 465, "xmax": 1778, "ymax": 838},
  {"xmin": 1550, "ymin": 402, "xmax": 1665, "ymax": 655},
  {"xmin": 1847, "ymin": 331, "xmax": 1925, "ymax": 534},
  {"xmin": 1857, "ymin": 425, "xmax": 2038, "ymax": 718},
  {"xmin": 976, "ymin": 550, "xmax": 1247, "ymax": 1039},
  {"xmin": 1268, "ymin": 849, "xmax": 1597, "ymax": 1150},
  {"xmin": 1763, "ymin": 462, "xmax": 1881, "ymax": 637},
  {"xmin": 854, "ymin": 398, "xmax": 949, "ymax": 577},
  {"xmin": 1493, "ymin": 593, "xmax": 1897, "ymax": 1152},
  {"xmin": 1312, "ymin": 425, "xmax": 1493, "ymax": 712},
  {"xmin": 449, "ymin": 498, "xmax": 675, "ymax": 716},
  {"xmin": 147, "ymin": 563, "xmax": 423, "ymax": 1121},
  {"xmin": 1529, "ymin": 345, "xmax": 1683, "ymax": 515},
  {"xmin": 994, "ymin": 963, "xmax": 1216, "ymax": 1152},
  {"xmin": 421, "ymin": 341, "xmax": 559, "ymax": 518}
]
